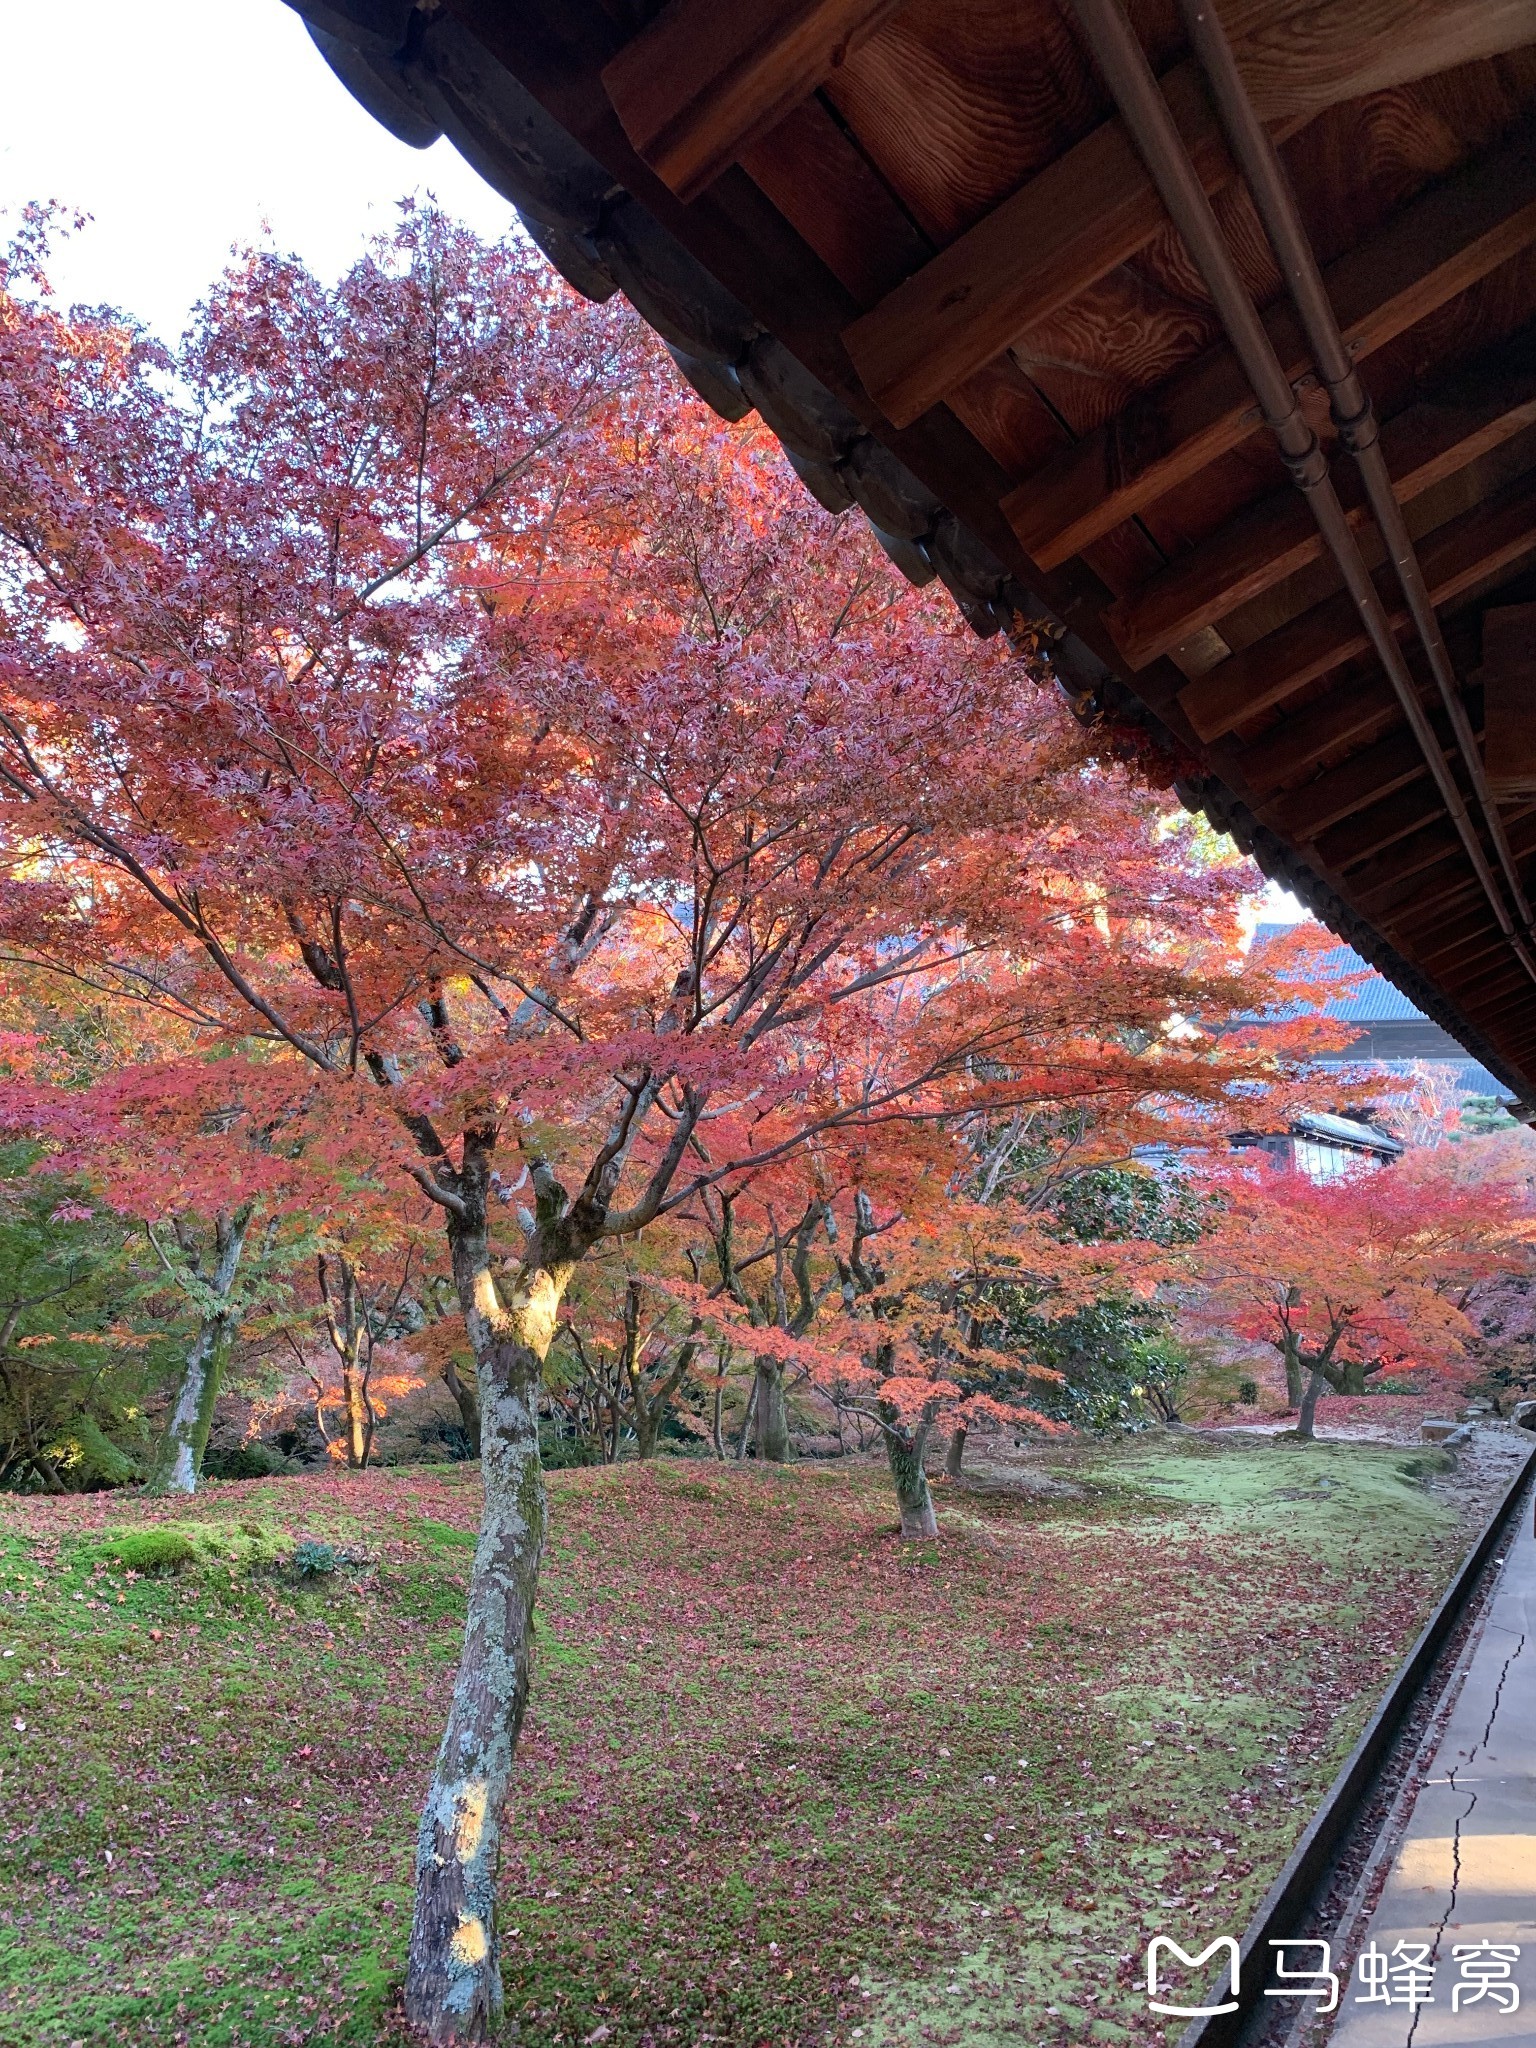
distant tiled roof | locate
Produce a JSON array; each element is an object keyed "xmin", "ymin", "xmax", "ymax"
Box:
[
  {"xmin": 1251, "ymin": 924, "xmax": 1429, "ymax": 1025},
  {"xmin": 1293, "ymin": 1109, "xmax": 1404, "ymax": 1156}
]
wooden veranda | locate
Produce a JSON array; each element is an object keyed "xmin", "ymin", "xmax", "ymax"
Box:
[{"xmin": 294, "ymin": 0, "xmax": 1536, "ymax": 1101}]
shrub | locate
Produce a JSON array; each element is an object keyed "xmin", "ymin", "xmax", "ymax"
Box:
[
  {"xmin": 539, "ymin": 1420, "xmax": 602, "ymax": 1469},
  {"xmin": 1237, "ymin": 1378, "xmax": 1259, "ymax": 1405},
  {"xmin": 292, "ymin": 1539, "xmax": 339, "ymax": 1577},
  {"xmin": 203, "ymin": 1436, "xmax": 287, "ymax": 1481},
  {"xmin": 89, "ymin": 1528, "xmax": 196, "ymax": 1575}
]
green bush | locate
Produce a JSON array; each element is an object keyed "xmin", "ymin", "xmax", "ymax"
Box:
[
  {"xmin": 88, "ymin": 1528, "xmax": 196, "ymax": 1575},
  {"xmin": 203, "ymin": 1436, "xmax": 288, "ymax": 1480},
  {"xmin": 292, "ymin": 1539, "xmax": 338, "ymax": 1577},
  {"xmin": 1237, "ymin": 1378, "xmax": 1259, "ymax": 1405},
  {"xmin": 539, "ymin": 1420, "xmax": 602, "ymax": 1469}
]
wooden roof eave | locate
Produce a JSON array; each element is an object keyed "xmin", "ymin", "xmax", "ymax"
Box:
[{"xmin": 286, "ymin": 0, "xmax": 1536, "ymax": 1103}]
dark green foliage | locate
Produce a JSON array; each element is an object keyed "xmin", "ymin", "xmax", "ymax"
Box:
[
  {"xmin": 1046, "ymin": 1164, "xmax": 1208, "ymax": 1247},
  {"xmin": 292, "ymin": 1539, "xmax": 339, "ymax": 1578},
  {"xmin": 539, "ymin": 1418, "xmax": 602, "ymax": 1469},
  {"xmin": 1238, "ymin": 1378, "xmax": 1259, "ymax": 1404},
  {"xmin": 203, "ymin": 1435, "xmax": 289, "ymax": 1481},
  {"xmin": 955, "ymin": 1167, "xmax": 1206, "ymax": 1430},
  {"xmin": 0, "ymin": 1143, "xmax": 163, "ymax": 1493},
  {"xmin": 1458, "ymin": 1095, "xmax": 1519, "ymax": 1134}
]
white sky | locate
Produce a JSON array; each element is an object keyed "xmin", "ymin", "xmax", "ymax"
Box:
[
  {"xmin": 0, "ymin": 0, "xmax": 512, "ymax": 340},
  {"xmin": 0, "ymin": 0, "xmax": 1306, "ymax": 924}
]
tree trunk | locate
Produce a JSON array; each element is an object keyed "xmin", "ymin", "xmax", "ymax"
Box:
[
  {"xmin": 1340, "ymin": 1360, "xmax": 1367, "ymax": 1396},
  {"xmin": 341, "ymin": 1359, "xmax": 368, "ymax": 1468},
  {"xmin": 442, "ymin": 1360, "xmax": 481, "ymax": 1456},
  {"xmin": 1281, "ymin": 1332, "xmax": 1305, "ymax": 1408},
  {"xmin": 945, "ymin": 1425, "xmax": 968, "ymax": 1479},
  {"xmin": 885, "ymin": 1419, "xmax": 938, "ymax": 1539},
  {"xmin": 754, "ymin": 1358, "xmax": 789, "ymax": 1463},
  {"xmin": 634, "ymin": 1401, "xmax": 660, "ymax": 1460},
  {"xmin": 1295, "ymin": 1369, "xmax": 1326, "ymax": 1442},
  {"xmin": 147, "ymin": 1212, "xmax": 250, "ymax": 1495},
  {"xmin": 321, "ymin": 1258, "xmax": 371, "ymax": 1469},
  {"xmin": 404, "ymin": 1224, "xmax": 559, "ymax": 2043},
  {"xmin": 735, "ymin": 1369, "xmax": 758, "ymax": 1460}
]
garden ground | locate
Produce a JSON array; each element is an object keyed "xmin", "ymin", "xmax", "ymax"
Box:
[{"xmin": 0, "ymin": 1432, "xmax": 1494, "ymax": 2048}]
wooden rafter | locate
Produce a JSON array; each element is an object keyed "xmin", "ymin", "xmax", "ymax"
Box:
[
  {"xmin": 368, "ymin": 0, "xmax": 1536, "ymax": 1093},
  {"xmin": 1261, "ymin": 728, "xmax": 1436, "ymax": 843},
  {"xmin": 1479, "ymin": 602, "xmax": 1536, "ymax": 794},
  {"xmin": 1004, "ymin": 128, "xmax": 1536, "ymax": 570},
  {"xmin": 601, "ymin": 0, "xmax": 904, "ymax": 204},
  {"xmin": 1178, "ymin": 469, "xmax": 1536, "ymax": 742},
  {"xmin": 1106, "ymin": 328, "xmax": 1536, "ymax": 670},
  {"xmin": 841, "ymin": 63, "xmax": 1285, "ymax": 430},
  {"xmin": 1220, "ymin": 0, "xmax": 1536, "ymax": 118}
]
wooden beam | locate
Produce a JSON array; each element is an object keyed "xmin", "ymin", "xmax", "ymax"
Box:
[
  {"xmin": 1320, "ymin": 789, "xmax": 1455, "ymax": 878},
  {"xmin": 1412, "ymin": 898, "xmax": 1507, "ymax": 957},
  {"xmin": 1005, "ymin": 129, "xmax": 1536, "ymax": 571},
  {"xmin": 1178, "ymin": 469, "xmax": 1536, "ymax": 742},
  {"xmin": 1415, "ymin": 918, "xmax": 1508, "ymax": 975},
  {"xmin": 1222, "ymin": 0, "xmax": 1536, "ymax": 120},
  {"xmin": 1480, "ymin": 603, "xmax": 1536, "ymax": 796},
  {"xmin": 601, "ymin": 0, "xmax": 904, "ymax": 205},
  {"xmin": 1428, "ymin": 956, "xmax": 1530, "ymax": 1009},
  {"xmin": 1106, "ymin": 332, "xmax": 1536, "ymax": 670},
  {"xmin": 1231, "ymin": 674, "xmax": 1401, "ymax": 797},
  {"xmin": 608, "ymin": 0, "xmax": 1536, "ymax": 216},
  {"xmin": 1260, "ymin": 728, "xmax": 1431, "ymax": 842},
  {"xmin": 1464, "ymin": 986, "xmax": 1536, "ymax": 1032},
  {"xmin": 1358, "ymin": 800, "xmax": 1536, "ymax": 917},
  {"xmin": 841, "ymin": 62, "xmax": 1271, "ymax": 429},
  {"xmin": 1357, "ymin": 846, "xmax": 1477, "ymax": 920},
  {"xmin": 842, "ymin": 5, "xmax": 1536, "ymax": 428}
]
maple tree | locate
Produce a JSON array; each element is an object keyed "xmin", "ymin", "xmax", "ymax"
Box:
[
  {"xmin": 0, "ymin": 204, "xmax": 1345, "ymax": 2038},
  {"xmin": 309, "ymin": 1242, "xmax": 425, "ymax": 1470},
  {"xmin": 547, "ymin": 1269, "xmax": 705, "ymax": 1464},
  {"xmin": 1178, "ymin": 1151, "xmax": 1534, "ymax": 1436}
]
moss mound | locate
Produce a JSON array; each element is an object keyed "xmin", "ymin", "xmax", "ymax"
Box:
[
  {"xmin": 86, "ymin": 1528, "xmax": 196, "ymax": 1575},
  {"xmin": 78, "ymin": 1519, "xmax": 292, "ymax": 1577}
]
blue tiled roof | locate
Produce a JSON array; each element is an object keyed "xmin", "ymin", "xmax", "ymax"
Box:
[{"xmin": 1250, "ymin": 924, "xmax": 1427, "ymax": 1024}]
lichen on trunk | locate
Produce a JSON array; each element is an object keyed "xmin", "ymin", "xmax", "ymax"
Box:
[
  {"xmin": 753, "ymin": 1357, "xmax": 790, "ymax": 1462},
  {"xmin": 404, "ymin": 1320, "xmax": 545, "ymax": 2040},
  {"xmin": 146, "ymin": 1208, "xmax": 251, "ymax": 1496},
  {"xmin": 884, "ymin": 1411, "xmax": 938, "ymax": 1539},
  {"xmin": 404, "ymin": 1195, "xmax": 573, "ymax": 2041}
]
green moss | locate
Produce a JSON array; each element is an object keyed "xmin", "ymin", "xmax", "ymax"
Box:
[
  {"xmin": 83, "ymin": 1528, "xmax": 196, "ymax": 1575},
  {"xmin": 411, "ymin": 1516, "xmax": 477, "ymax": 1550},
  {"xmin": 0, "ymin": 1448, "xmax": 1470, "ymax": 2048},
  {"xmin": 76, "ymin": 1518, "xmax": 293, "ymax": 1580},
  {"xmin": 1398, "ymin": 1450, "xmax": 1456, "ymax": 1481}
]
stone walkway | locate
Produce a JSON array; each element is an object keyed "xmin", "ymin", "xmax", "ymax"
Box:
[{"xmin": 1325, "ymin": 1473, "xmax": 1536, "ymax": 2047}]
